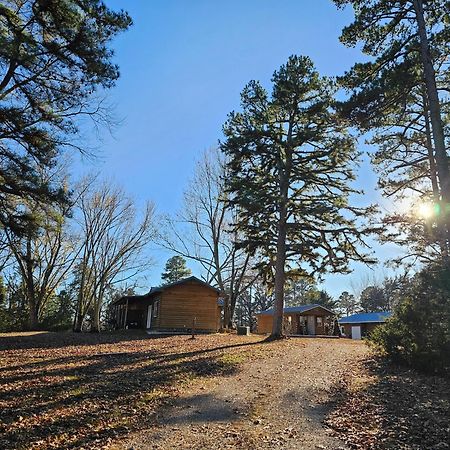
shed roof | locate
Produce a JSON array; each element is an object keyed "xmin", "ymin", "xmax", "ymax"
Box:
[
  {"xmin": 113, "ymin": 276, "xmax": 220, "ymax": 305},
  {"xmin": 256, "ymin": 303, "xmax": 335, "ymax": 316},
  {"xmin": 339, "ymin": 311, "xmax": 392, "ymax": 324}
]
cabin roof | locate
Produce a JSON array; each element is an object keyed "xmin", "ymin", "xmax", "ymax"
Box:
[
  {"xmin": 113, "ymin": 276, "xmax": 220, "ymax": 304},
  {"xmin": 146, "ymin": 276, "xmax": 221, "ymax": 295},
  {"xmin": 339, "ymin": 311, "xmax": 392, "ymax": 324},
  {"xmin": 256, "ymin": 303, "xmax": 336, "ymax": 316}
]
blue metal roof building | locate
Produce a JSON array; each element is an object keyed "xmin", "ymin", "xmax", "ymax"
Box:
[{"xmin": 339, "ymin": 311, "xmax": 392, "ymax": 324}]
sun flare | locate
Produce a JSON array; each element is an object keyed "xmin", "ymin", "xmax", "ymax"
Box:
[{"xmin": 417, "ymin": 202, "xmax": 435, "ymax": 219}]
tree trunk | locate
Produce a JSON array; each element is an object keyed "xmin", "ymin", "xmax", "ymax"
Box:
[
  {"xmin": 28, "ymin": 300, "xmax": 39, "ymax": 330},
  {"xmin": 422, "ymin": 91, "xmax": 449, "ymax": 258},
  {"xmin": 91, "ymin": 305, "xmax": 101, "ymax": 332},
  {"xmin": 229, "ymin": 293, "xmax": 237, "ymax": 329},
  {"xmin": 26, "ymin": 279, "xmax": 39, "ymax": 330},
  {"xmin": 271, "ymin": 119, "xmax": 293, "ymax": 339},
  {"xmin": 271, "ymin": 211, "xmax": 287, "ymax": 338},
  {"xmin": 25, "ymin": 236, "xmax": 39, "ymax": 330},
  {"xmin": 413, "ymin": 0, "xmax": 450, "ymax": 237},
  {"xmin": 271, "ymin": 170, "xmax": 289, "ymax": 338},
  {"xmin": 222, "ymin": 293, "xmax": 231, "ymax": 330},
  {"xmin": 422, "ymin": 93, "xmax": 440, "ymax": 201},
  {"xmin": 73, "ymin": 313, "xmax": 83, "ymax": 332},
  {"xmin": 91, "ymin": 290, "xmax": 104, "ymax": 333},
  {"xmin": 73, "ymin": 300, "xmax": 85, "ymax": 332}
]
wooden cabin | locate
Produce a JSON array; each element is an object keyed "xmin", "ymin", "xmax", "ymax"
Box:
[
  {"xmin": 113, "ymin": 276, "xmax": 222, "ymax": 332},
  {"xmin": 256, "ymin": 304, "xmax": 336, "ymax": 336},
  {"xmin": 339, "ymin": 311, "xmax": 392, "ymax": 339}
]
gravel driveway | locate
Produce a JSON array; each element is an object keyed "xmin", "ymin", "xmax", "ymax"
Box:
[{"xmin": 117, "ymin": 338, "xmax": 368, "ymax": 450}]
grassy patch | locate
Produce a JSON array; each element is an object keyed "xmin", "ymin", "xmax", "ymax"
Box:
[
  {"xmin": 66, "ymin": 386, "xmax": 88, "ymax": 398},
  {"xmin": 218, "ymin": 352, "xmax": 248, "ymax": 368}
]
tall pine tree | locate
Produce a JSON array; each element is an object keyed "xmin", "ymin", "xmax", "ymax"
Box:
[
  {"xmin": 221, "ymin": 56, "xmax": 374, "ymax": 338},
  {"xmin": 334, "ymin": 0, "xmax": 450, "ymax": 261},
  {"xmin": 0, "ymin": 1, "xmax": 131, "ymax": 235}
]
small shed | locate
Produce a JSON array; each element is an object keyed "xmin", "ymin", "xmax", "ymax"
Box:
[
  {"xmin": 339, "ymin": 311, "xmax": 392, "ymax": 339},
  {"xmin": 256, "ymin": 304, "xmax": 336, "ymax": 336},
  {"xmin": 113, "ymin": 276, "xmax": 222, "ymax": 332}
]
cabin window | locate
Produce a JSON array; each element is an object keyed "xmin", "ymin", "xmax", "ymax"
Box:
[
  {"xmin": 153, "ymin": 300, "xmax": 159, "ymax": 318},
  {"xmin": 316, "ymin": 317, "xmax": 323, "ymax": 326}
]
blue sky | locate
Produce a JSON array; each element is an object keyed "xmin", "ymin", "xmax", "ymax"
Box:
[{"xmin": 77, "ymin": 0, "xmax": 403, "ymax": 296}]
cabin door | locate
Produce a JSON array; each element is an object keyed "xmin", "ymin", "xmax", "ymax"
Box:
[
  {"xmin": 146, "ymin": 304, "xmax": 153, "ymax": 329},
  {"xmin": 307, "ymin": 316, "xmax": 315, "ymax": 335}
]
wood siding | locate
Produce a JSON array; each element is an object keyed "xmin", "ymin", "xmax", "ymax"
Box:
[
  {"xmin": 257, "ymin": 315, "xmax": 273, "ymax": 334},
  {"xmin": 116, "ymin": 280, "xmax": 221, "ymax": 332},
  {"xmin": 157, "ymin": 282, "xmax": 220, "ymax": 332},
  {"xmin": 257, "ymin": 307, "xmax": 334, "ymax": 335}
]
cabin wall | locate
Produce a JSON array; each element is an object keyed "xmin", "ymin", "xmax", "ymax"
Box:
[
  {"xmin": 257, "ymin": 315, "xmax": 273, "ymax": 334},
  {"xmin": 158, "ymin": 282, "xmax": 220, "ymax": 331},
  {"xmin": 257, "ymin": 308, "xmax": 335, "ymax": 335}
]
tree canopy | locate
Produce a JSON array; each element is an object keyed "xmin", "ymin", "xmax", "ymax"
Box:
[
  {"xmin": 161, "ymin": 256, "xmax": 191, "ymax": 284},
  {"xmin": 222, "ymin": 55, "xmax": 374, "ymax": 337},
  {"xmin": 334, "ymin": 0, "xmax": 450, "ymax": 263},
  {"xmin": 0, "ymin": 0, "xmax": 132, "ymax": 235}
]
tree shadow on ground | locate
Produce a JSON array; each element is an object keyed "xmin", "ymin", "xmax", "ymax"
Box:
[
  {"xmin": 324, "ymin": 357, "xmax": 450, "ymax": 450},
  {"xmin": 0, "ymin": 333, "xmax": 262, "ymax": 449},
  {"xmin": 0, "ymin": 330, "xmax": 169, "ymax": 351},
  {"xmin": 162, "ymin": 393, "xmax": 242, "ymax": 425}
]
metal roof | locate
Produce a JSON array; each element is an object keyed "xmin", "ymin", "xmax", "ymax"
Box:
[
  {"xmin": 257, "ymin": 303, "xmax": 336, "ymax": 316},
  {"xmin": 339, "ymin": 311, "xmax": 392, "ymax": 324},
  {"xmin": 146, "ymin": 276, "xmax": 220, "ymax": 295}
]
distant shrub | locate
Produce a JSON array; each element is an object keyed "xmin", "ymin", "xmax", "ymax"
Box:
[{"xmin": 369, "ymin": 264, "xmax": 450, "ymax": 374}]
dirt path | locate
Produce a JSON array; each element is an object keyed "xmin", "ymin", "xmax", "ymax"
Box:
[{"xmin": 117, "ymin": 339, "xmax": 368, "ymax": 450}]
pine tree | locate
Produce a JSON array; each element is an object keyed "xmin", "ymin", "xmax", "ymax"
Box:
[
  {"xmin": 316, "ymin": 290, "xmax": 338, "ymax": 311},
  {"xmin": 334, "ymin": 0, "xmax": 450, "ymax": 261},
  {"xmin": 360, "ymin": 286, "xmax": 389, "ymax": 312},
  {"xmin": 221, "ymin": 55, "xmax": 374, "ymax": 338},
  {"xmin": 337, "ymin": 291, "xmax": 358, "ymax": 316},
  {"xmin": 284, "ymin": 277, "xmax": 317, "ymax": 307},
  {"xmin": 0, "ymin": 1, "xmax": 132, "ymax": 235},
  {"xmin": 161, "ymin": 256, "xmax": 192, "ymax": 284}
]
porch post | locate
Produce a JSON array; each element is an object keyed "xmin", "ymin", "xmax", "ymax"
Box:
[{"xmin": 123, "ymin": 298, "xmax": 129, "ymax": 329}]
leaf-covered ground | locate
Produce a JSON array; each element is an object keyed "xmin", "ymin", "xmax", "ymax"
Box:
[
  {"xmin": 325, "ymin": 356, "xmax": 450, "ymax": 450},
  {"xmin": 0, "ymin": 331, "xmax": 267, "ymax": 449},
  {"xmin": 1, "ymin": 332, "xmax": 449, "ymax": 449}
]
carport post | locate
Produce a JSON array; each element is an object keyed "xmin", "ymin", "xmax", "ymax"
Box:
[{"xmin": 123, "ymin": 298, "xmax": 129, "ymax": 329}]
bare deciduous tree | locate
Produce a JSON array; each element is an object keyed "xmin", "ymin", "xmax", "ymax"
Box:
[
  {"xmin": 73, "ymin": 181, "xmax": 155, "ymax": 332},
  {"xmin": 159, "ymin": 148, "xmax": 256, "ymax": 328},
  {"xmin": 5, "ymin": 205, "xmax": 79, "ymax": 329}
]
